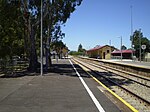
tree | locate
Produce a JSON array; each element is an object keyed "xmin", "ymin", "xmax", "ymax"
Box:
[
  {"xmin": 77, "ymin": 44, "xmax": 86, "ymax": 55},
  {"xmin": 78, "ymin": 44, "xmax": 83, "ymax": 52},
  {"xmin": 130, "ymin": 29, "xmax": 150, "ymax": 58},
  {"xmin": 0, "ymin": 0, "xmax": 24, "ymax": 59},
  {"xmin": 0, "ymin": 0, "xmax": 82, "ymax": 72},
  {"xmin": 26, "ymin": 0, "xmax": 82, "ymax": 72},
  {"xmin": 51, "ymin": 40, "xmax": 66, "ymax": 58},
  {"xmin": 69, "ymin": 51, "xmax": 80, "ymax": 55},
  {"xmin": 121, "ymin": 45, "xmax": 127, "ymax": 50}
]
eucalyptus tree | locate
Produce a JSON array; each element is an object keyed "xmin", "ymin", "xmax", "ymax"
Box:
[
  {"xmin": 78, "ymin": 44, "xmax": 83, "ymax": 52},
  {"xmin": 0, "ymin": 0, "xmax": 82, "ymax": 71},
  {"xmin": 20, "ymin": 0, "xmax": 82, "ymax": 71},
  {"xmin": 0, "ymin": 0, "xmax": 24, "ymax": 59},
  {"xmin": 51, "ymin": 40, "xmax": 66, "ymax": 58}
]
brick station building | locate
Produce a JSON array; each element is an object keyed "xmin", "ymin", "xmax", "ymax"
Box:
[{"xmin": 86, "ymin": 45, "xmax": 116, "ymax": 59}]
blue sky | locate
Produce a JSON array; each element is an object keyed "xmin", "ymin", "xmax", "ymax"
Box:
[{"xmin": 62, "ymin": 0, "xmax": 150, "ymax": 51}]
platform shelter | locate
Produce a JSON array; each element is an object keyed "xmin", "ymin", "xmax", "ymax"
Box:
[{"xmin": 111, "ymin": 50, "xmax": 134, "ymax": 59}]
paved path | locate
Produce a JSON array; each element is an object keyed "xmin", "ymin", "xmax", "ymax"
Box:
[{"xmin": 0, "ymin": 59, "xmax": 121, "ymax": 112}]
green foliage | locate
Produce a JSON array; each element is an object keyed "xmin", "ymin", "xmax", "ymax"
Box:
[
  {"xmin": 51, "ymin": 40, "xmax": 66, "ymax": 54},
  {"xmin": 131, "ymin": 30, "xmax": 150, "ymax": 58},
  {"xmin": 0, "ymin": 0, "xmax": 24, "ymax": 58},
  {"xmin": 0, "ymin": 0, "xmax": 82, "ymax": 71},
  {"xmin": 77, "ymin": 44, "xmax": 86, "ymax": 55},
  {"xmin": 78, "ymin": 44, "xmax": 83, "ymax": 52},
  {"xmin": 69, "ymin": 51, "xmax": 81, "ymax": 55},
  {"xmin": 69, "ymin": 44, "xmax": 86, "ymax": 56},
  {"xmin": 121, "ymin": 45, "xmax": 127, "ymax": 50}
]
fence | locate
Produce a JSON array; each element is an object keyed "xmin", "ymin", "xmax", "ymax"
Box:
[{"xmin": 0, "ymin": 58, "xmax": 29, "ymax": 76}]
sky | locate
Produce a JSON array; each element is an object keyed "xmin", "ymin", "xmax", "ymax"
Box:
[{"xmin": 62, "ymin": 0, "xmax": 150, "ymax": 51}]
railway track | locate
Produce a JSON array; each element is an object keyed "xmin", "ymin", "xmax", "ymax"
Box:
[
  {"xmin": 72, "ymin": 57, "xmax": 150, "ymax": 112},
  {"xmin": 80, "ymin": 57, "xmax": 150, "ymax": 88}
]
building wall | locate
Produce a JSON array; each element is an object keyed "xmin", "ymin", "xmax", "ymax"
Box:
[
  {"xmin": 101, "ymin": 46, "xmax": 111, "ymax": 59},
  {"xmin": 97, "ymin": 50, "xmax": 102, "ymax": 58},
  {"xmin": 89, "ymin": 50, "xmax": 98, "ymax": 58},
  {"xmin": 87, "ymin": 46, "xmax": 113, "ymax": 59}
]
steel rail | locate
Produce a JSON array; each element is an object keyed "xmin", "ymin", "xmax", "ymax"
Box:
[
  {"xmin": 72, "ymin": 58, "xmax": 150, "ymax": 107},
  {"xmin": 78, "ymin": 57, "xmax": 150, "ymax": 81},
  {"xmin": 79, "ymin": 57, "xmax": 150, "ymax": 84},
  {"xmin": 84, "ymin": 60, "xmax": 150, "ymax": 88}
]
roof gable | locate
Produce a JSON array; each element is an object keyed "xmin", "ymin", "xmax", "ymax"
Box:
[
  {"xmin": 87, "ymin": 45, "xmax": 111, "ymax": 52},
  {"xmin": 111, "ymin": 50, "xmax": 134, "ymax": 54}
]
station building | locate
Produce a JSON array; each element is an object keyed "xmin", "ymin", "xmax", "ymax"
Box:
[
  {"xmin": 111, "ymin": 50, "xmax": 134, "ymax": 59},
  {"xmin": 86, "ymin": 45, "xmax": 116, "ymax": 59}
]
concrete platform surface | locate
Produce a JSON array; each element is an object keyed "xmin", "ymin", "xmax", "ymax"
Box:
[
  {"xmin": 102, "ymin": 59, "xmax": 150, "ymax": 69},
  {"xmin": 0, "ymin": 59, "xmax": 121, "ymax": 112}
]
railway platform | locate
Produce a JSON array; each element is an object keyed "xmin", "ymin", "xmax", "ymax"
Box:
[
  {"xmin": 0, "ymin": 59, "xmax": 125, "ymax": 112},
  {"xmin": 102, "ymin": 59, "xmax": 150, "ymax": 69}
]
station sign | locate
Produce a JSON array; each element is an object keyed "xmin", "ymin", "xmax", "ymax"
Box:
[{"xmin": 141, "ymin": 45, "xmax": 146, "ymax": 50}]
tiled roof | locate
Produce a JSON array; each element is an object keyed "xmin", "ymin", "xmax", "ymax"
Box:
[
  {"xmin": 87, "ymin": 45, "xmax": 107, "ymax": 52},
  {"xmin": 111, "ymin": 50, "xmax": 134, "ymax": 54}
]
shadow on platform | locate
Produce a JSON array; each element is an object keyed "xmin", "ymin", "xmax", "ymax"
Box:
[{"xmin": 0, "ymin": 62, "xmax": 133, "ymax": 88}]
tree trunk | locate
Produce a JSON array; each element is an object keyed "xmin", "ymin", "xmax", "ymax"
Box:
[
  {"xmin": 45, "ymin": 46, "xmax": 48, "ymax": 71},
  {"xmin": 45, "ymin": 25, "xmax": 49, "ymax": 71},
  {"xmin": 48, "ymin": 35, "xmax": 52, "ymax": 66},
  {"xmin": 46, "ymin": 11, "xmax": 52, "ymax": 70},
  {"xmin": 24, "ymin": 24, "xmax": 30, "ymax": 58},
  {"xmin": 28, "ymin": 25, "xmax": 38, "ymax": 72},
  {"xmin": 45, "ymin": 34, "xmax": 52, "ymax": 70}
]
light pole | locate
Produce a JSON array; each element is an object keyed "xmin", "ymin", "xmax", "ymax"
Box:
[
  {"xmin": 40, "ymin": 0, "xmax": 43, "ymax": 76},
  {"xmin": 120, "ymin": 36, "xmax": 122, "ymax": 61},
  {"xmin": 109, "ymin": 40, "xmax": 112, "ymax": 59},
  {"xmin": 118, "ymin": 36, "xmax": 122, "ymax": 61},
  {"xmin": 139, "ymin": 29, "xmax": 141, "ymax": 62},
  {"xmin": 130, "ymin": 5, "xmax": 134, "ymax": 60}
]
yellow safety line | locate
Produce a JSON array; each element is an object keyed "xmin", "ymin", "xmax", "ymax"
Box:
[{"xmin": 72, "ymin": 59, "xmax": 139, "ymax": 112}]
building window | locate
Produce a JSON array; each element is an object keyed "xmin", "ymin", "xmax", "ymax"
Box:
[{"xmin": 107, "ymin": 50, "xmax": 109, "ymax": 53}]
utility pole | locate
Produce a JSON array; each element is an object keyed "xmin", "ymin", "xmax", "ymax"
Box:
[
  {"xmin": 118, "ymin": 36, "xmax": 122, "ymax": 61},
  {"xmin": 120, "ymin": 36, "xmax": 122, "ymax": 61},
  {"xmin": 139, "ymin": 29, "xmax": 141, "ymax": 62},
  {"xmin": 40, "ymin": 0, "xmax": 43, "ymax": 76},
  {"xmin": 109, "ymin": 40, "xmax": 112, "ymax": 59},
  {"xmin": 109, "ymin": 40, "xmax": 111, "ymax": 46},
  {"xmin": 130, "ymin": 5, "xmax": 134, "ymax": 60}
]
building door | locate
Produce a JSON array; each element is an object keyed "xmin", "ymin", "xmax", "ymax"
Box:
[{"xmin": 103, "ymin": 52, "xmax": 105, "ymax": 59}]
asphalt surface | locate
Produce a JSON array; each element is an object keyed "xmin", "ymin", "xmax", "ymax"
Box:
[{"xmin": 0, "ymin": 59, "xmax": 121, "ymax": 112}]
